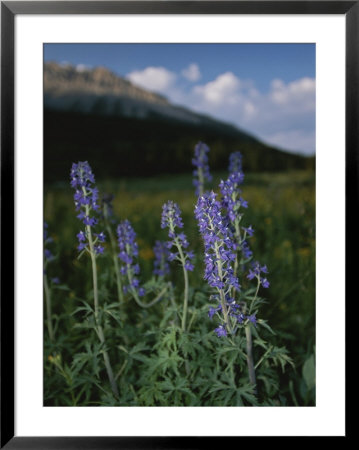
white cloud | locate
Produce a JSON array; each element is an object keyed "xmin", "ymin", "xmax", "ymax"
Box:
[
  {"xmin": 181, "ymin": 63, "xmax": 201, "ymax": 82},
  {"xmin": 125, "ymin": 64, "xmax": 315, "ymax": 155},
  {"xmin": 262, "ymin": 129, "xmax": 315, "ymax": 155},
  {"xmin": 126, "ymin": 66, "xmax": 176, "ymax": 93},
  {"xmin": 189, "ymin": 73, "xmax": 315, "ymax": 153},
  {"xmin": 270, "ymin": 77, "xmax": 315, "ymax": 111},
  {"xmin": 193, "ymin": 72, "xmax": 240, "ymax": 105}
]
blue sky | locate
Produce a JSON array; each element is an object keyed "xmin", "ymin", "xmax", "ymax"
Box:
[{"xmin": 44, "ymin": 43, "xmax": 316, "ymax": 155}]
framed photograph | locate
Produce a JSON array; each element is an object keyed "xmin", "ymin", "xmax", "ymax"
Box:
[{"xmin": 1, "ymin": 1, "xmax": 352, "ymax": 446}]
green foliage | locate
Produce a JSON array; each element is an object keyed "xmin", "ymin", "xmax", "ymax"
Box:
[
  {"xmin": 303, "ymin": 353, "xmax": 316, "ymax": 390},
  {"xmin": 44, "ymin": 170, "xmax": 315, "ymax": 406}
]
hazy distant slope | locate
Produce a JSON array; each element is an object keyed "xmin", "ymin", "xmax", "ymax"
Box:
[{"xmin": 45, "ymin": 62, "xmax": 252, "ymax": 131}]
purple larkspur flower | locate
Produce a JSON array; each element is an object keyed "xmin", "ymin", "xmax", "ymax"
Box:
[
  {"xmin": 247, "ymin": 261, "xmax": 270, "ymax": 288},
  {"xmin": 240, "ymin": 197, "xmax": 248, "ymax": 209},
  {"xmin": 70, "ymin": 161, "xmax": 105, "ymax": 255},
  {"xmin": 242, "ymin": 225, "xmax": 254, "ymax": 237},
  {"xmin": 95, "ymin": 232, "xmax": 106, "ymax": 243},
  {"xmin": 94, "ymin": 245, "xmax": 104, "ymax": 255},
  {"xmin": 161, "ymin": 201, "xmax": 194, "ymax": 272},
  {"xmin": 161, "ymin": 201, "xmax": 184, "ymax": 230},
  {"xmin": 43, "ymin": 222, "xmax": 58, "ymax": 281},
  {"xmin": 192, "ymin": 141, "xmax": 212, "ymax": 196},
  {"xmin": 117, "ymin": 220, "xmax": 145, "ymax": 297},
  {"xmin": 44, "ymin": 222, "xmax": 49, "ymax": 241},
  {"xmin": 77, "ymin": 231, "xmax": 86, "ymax": 242},
  {"xmin": 214, "ymin": 325, "xmax": 227, "ymax": 337},
  {"xmin": 228, "ymin": 151, "xmax": 243, "ymax": 175},
  {"xmin": 44, "ymin": 222, "xmax": 54, "ymax": 263},
  {"xmin": 219, "ymin": 164, "xmax": 256, "ymax": 269},
  {"xmin": 220, "ymin": 173, "xmax": 246, "ymax": 224},
  {"xmin": 241, "ymin": 240, "xmax": 253, "ymax": 260},
  {"xmin": 195, "ymin": 191, "xmax": 239, "ymax": 291},
  {"xmin": 236, "ymin": 313, "xmax": 245, "ymax": 324},
  {"xmin": 44, "ymin": 248, "xmax": 53, "ymax": 260},
  {"xmin": 78, "ymin": 242, "xmax": 86, "ymax": 252},
  {"xmin": 195, "ymin": 191, "xmax": 243, "ymax": 336},
  {"xmin": 208, "ymin": 304, "xmax": 222, "ymax": 319},
  {"xmin": 247, "ymin": 314, "xmax": 257, "ymax": 327}
]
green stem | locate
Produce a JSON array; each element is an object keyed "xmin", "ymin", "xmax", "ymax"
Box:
[
  {"xmin": 43, "ymin": 271, "xmax": 54, "ymax": 342},
  {"xmin": 206, "ymin": 215, "xmax": 231, "ymax": 331},
  {"xmin": 242, "ymin": 277, "xmax": 260, "ymax": 393},
  {"xmin": 125, "ymin": 248, "xmax": 170, "ymax": 309},
  {"xmin": 232, "ymin": 255, "xmax": 238, "ymax": 300},
  {"xmin": 131, "ymin": 283, "xmax": 169, "ymax": 309},
  {"xmin": 213, "ymin": 241, "xmax": 230, "ymax": 331},
  {"xmin": 84, "ymin": 193, "xmax": 119, "ymax": 399},
  {"xmin": 173, "ymin": 237, "xmax": 189, "ymax": 332},
  {"xmin": 245, "ymin": 324, "xmax": 257, "ymax": 393}
]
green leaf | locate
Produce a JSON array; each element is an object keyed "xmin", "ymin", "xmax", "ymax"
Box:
[
  {"xmin": 253, "ymin": 337, "xmax": 268, "ymax": 350},
  {"xmin": 71, "ymin": 300, "xmax": 94, "ymax": 316},
  {"xmin": 257, "ymin": 319, "xmax": 276, "ymax": 335},
  {"xmin": 302, "ymin": 354, "xmax": 315, "ymax": 390}
]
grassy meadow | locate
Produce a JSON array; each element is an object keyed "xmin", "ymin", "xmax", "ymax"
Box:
[{"xmin": 44, "ymin": 169, "xmax": 315, "ymax": 406}]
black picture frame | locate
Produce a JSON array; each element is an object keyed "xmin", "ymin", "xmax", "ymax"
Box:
[{"xmin": 1, "ymin": 1, "xmax": 353, "ymax": 447}]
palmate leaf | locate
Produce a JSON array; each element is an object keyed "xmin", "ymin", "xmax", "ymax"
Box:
[
  {"xmin": 272, "ymin": 346, "xmax": 294, "ymax": 372},
  {"xmin": 102, "ymin": 302, "xmax": 123, "ymax": 326},
  {"xmin": 127, "ymin": 342, "xmax": 150, "ymax": 363},
  {"xmin": 257, "ymin": 369, "xmax": 279, "ymax": 397},
  {"xmin": 161, "ymin": 327, "xmax": 179, "ymax": 351},
  {"xmin": 193, "ymin": 290, "xmax": 210, "ymax": 305},
  {"xmin": 143, "ymin": 276, "xmax": 169, "ymax": 293},
  {"xmin": 118, "ymin": 343, "xmax": 149, "ymax": 367},
  {"xmin": 257, "ymin": 319, "xmax": 276, "ymax": 335},
  {"xmin": 159, "ymin": 305, "xmax": 179, "ymax": 328},
  {"xmin": 70, "ymin": 341, "xmax": 103, "ymax": 379},
  {"xmin": 238, "ymin": 385, "xmax": 258, "ymax": 406},
  {"xmin": 216, "ymin": 343, "xmax": 247, "ymax": 359},
  {"xmin": 149, "ymin": 349, "xmax": 184, "ymax": 376},
  {"xmin": 71, "ymin": 300, "xmax": 94, "ymax": 317},
  {"xmin": 253, "ymin": 337, "xmax": 268, "ymax": 350},
  {"xmin": 208, "ymin": 375, "xmax": 258, "ymax": 406},
  {"xmin": 72, "ymin": 319, "xmax": 95, "ymax": 331},
  {"xmin": 208, "ymin": 380, "xmax": 229, "ymax": 395},
  {"xmin": 71, "ymin": 351, "xmax": 91, "ymax": 374},
  {"xmin": 177, "ymin": 332, "xmax": 198, "ymax": 358},
  {"xmin": 196, "ymin": 331, "xmax": 217, "ymax": 351},
  {"xmin": 192, "ymin": 375, "xmax": 211, "ymax": 398},
  {"xmin": 138, "ymin": 382, "xmax": 167, "ymax": 406},
  {"xmin": 260, "ymin": 346, "xmax": 294, "ymax": 372},
  {"xmin": 158, "ymin": 376, "xmax": 196, "ymax": 405}
]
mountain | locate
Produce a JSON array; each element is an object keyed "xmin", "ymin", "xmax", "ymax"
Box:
[
  {"xmin": 44, "ymin": 62, "xmax": 314, "ymax": 182},
  {"xmin": 44, "ymin": 62, "xmax": 256, "ymax": 133}
]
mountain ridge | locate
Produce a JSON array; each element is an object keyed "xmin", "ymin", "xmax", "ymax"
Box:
[{"xmin": 44, "ymin": 62, "xmax": 260, "ymax": 139}]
